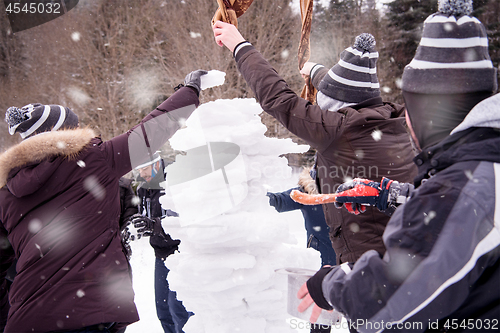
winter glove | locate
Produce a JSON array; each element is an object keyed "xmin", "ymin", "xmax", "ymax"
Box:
[
  {"xmin": 334, "ymin": 177, "xmax": 413, "ymax": 216},
  {"xmin": 164, "ymin": 209, "xmax": 179, "ymax": 217},
  {"xmin": 183, "ymin": 69, "xmax": 208, "ymax": 96},
  {"xmin": 127, "ymin": 214, "xmax": 155, "ymax": 239},
  {"xmin": 120, "ymin": 227, "xmax": 133, "ymax": 260},
  {"xmin": 149, "ymin": 218, "xmax": 181, "ymax": 261}
]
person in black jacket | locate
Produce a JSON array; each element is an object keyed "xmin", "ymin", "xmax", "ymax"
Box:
[{"xmin": 134, "ymin": 153, "xmax": 192, "ymax": 333}]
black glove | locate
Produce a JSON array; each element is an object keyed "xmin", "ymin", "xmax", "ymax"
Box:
[
  {"xmin": 120, "ymin": 227, "xmax": 133, "ymax": 260},
  {"xmin": 149, "ymin": 218, "xmax": 181, "ymax": 260},
  {"xmin": 128, "ymin": 214, "xmax": 155, "ymax": 239},
  {"xmin": 183, "ymin": 69, "xmax": 208, "ymax": 96}
]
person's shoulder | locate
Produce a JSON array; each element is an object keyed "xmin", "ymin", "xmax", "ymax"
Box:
[
  {"xmin": 119, "ymin": 177, "xmax": 133, "ymax": 188},
  {"xmin": 383, "ymin": 101, "xmax": 406, "ymax": 117}
]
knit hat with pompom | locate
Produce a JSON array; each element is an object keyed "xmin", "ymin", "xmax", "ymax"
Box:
[
  {"xmin": 318, "ymin": 33, "xmax": 381, "ymax": 103},
  {"xmin": 402, "ymin": 0, "xmax": 497, "ymax": 94},
  {"xmin": 5, "ymin": 103, "xmax": 79, "ymax": 139}
]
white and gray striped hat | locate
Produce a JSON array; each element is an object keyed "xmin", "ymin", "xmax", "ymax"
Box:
[
  {"xmin": 402, "ymin": 0, "xmax": 497, "ymax": 94},
  {"xmin": 318, "ymin": 33, "xmax": 381, "ymax": 103},
  {"xmin": 5, "ymin": 103, "xmax": 79, "ymax": 139}
]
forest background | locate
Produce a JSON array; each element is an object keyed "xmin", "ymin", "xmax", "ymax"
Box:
[{"xmin": 1, "ymin": 0, "xmax": 499, "ymax": 166}]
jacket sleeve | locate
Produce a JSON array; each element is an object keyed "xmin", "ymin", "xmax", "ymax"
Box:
[
  {"xmin": 0, "ymin": 226, "xmax": 14, "ymax": 331},
  {"xmin": 267, "ymin": 188, "xmax": 303, "ymax": 213},
  {"xmin": 311, "ymin": 65, "xmax": 328, "ymax": 89},
  {"xmin": 103, "ymin": 86, "xmax": 200, "ymax": 178},
  {"xmin": 118, "ymin": 178, "xmax": 139, "ymax": 230},
  {"xmin": 235, "ymin": 45, "xmax": 345, "ymax": 152},
  {"xmin": 308, "ymin": 167, "xmax": 500, "ymax": 332}
]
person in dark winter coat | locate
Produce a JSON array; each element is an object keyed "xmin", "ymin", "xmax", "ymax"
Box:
[
  {"xmin": 213, "ymin": 23, "xmax": 417, "ymax": 265},
  {"xmin": 0, "ymin": 177, "xmax": 139, "ymax": 332},
  {"xmin": 0, "ymin": 69, "xmax": 207, "ymax": 333},
  {"xmin": 297, "ymin": 1, "xmax": 500, "ymax": 331},
  {"xmin": 133, "ymin": 154, "xmax": 192, "ymax": 333}
]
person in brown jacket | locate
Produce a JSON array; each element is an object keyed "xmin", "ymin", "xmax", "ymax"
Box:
[
  {"xmin": 0, "ymin": 69, "xmax": 206, "ymax": 333},
  {"xmin": 213, "ymin": 22, "xmax": 417, "ymax": 265}
]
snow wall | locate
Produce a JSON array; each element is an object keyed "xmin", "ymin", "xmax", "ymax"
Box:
[{"xmin": 160, "ymin": 98, "xmax": 322, "ymax": 333}]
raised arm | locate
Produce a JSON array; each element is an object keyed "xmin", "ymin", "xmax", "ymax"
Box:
[
  {"xmin": 102, "ymin": 70, "xmax": 207, "ymax": 178},
  {"xmin": 212, "ymin": 21, "xmax": 345, "ymax": 152}
]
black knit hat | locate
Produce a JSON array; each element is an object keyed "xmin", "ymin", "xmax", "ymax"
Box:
[
  {"xmin": 5, "ymin": 103, "xmax": 79, "ymax": 139},
  {"xmin": 318, "ymin": 33, "xmax": 381, "ymax": 103},
  {"xmin": 402, "ymin": 0, "xmax": 497, "ymax": 94}
]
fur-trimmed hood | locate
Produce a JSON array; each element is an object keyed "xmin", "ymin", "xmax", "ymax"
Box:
[
  {"xmin": 0, "ymin": 127, "xmax": 96, "ymax": 191},
  {"xmin": 298, "ymin": 166, "xmax": 318, "ymax": 195}
]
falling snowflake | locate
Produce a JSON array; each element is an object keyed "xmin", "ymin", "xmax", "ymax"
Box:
[
  {"xmin": 464, "ymin": 170, "xmax": 479, "ymax": 183},
  {"xmin": 443, "ymin": 22, "xmax": 454, "ymax": 32},
  {"xmin": 56, "ymin": 141, "xmax": 67, "ymax": 149},
  {"xmin": 67, "ymin": 86, "xmax": 91, "ymax": 106},
  {"xmin": 83, "ymin": 176, "xmax": 106, "ymax": 201},
  {"xmin": 349, "ymin": 223, "xmax": 360, "ymax": 233},
  {"xmin": 395, "ymin": 78, "xmax": 403, "ymax": 89},
  {"xmin": 179, "ymin": 118, "xmax": 187, "ymax": 128},
  {"xmin": 131, "ymin": 195, "xmax": 141, "ymax": 206},
  {"xmin": 35, "ymin": 243, "xmax": 44, "ymax": 257},
  {"xmin": 28, "ymin": 219, "xmax": 42, "ymax": 233},
  {"xmin": 371, "ymin": 129, "xmax": 383, "ymax": 142},
  {"xmin": 77, "ymin": 160, "xmax": 86, "ymax": 168},
  {"xmin": 76, "ymin": 289, "xmax": 85, "ymax": 298},
  {"xmin": 343, "ymin": 176, "xmax": 353, "ymax": 183},
  {"xmin": 354, "ymin": 149, "xmax": 365, "ymax": 160},
  {"xmin": 424, "ymin": 211, "xmax": 436, "ymax": 225},
  {"xmin": 71, "ymin": 32, "xmax": 81, "ymax": 42},
  {"xmin": 189, "ymin": 32, "xmax": 201, "ymax": 38}
]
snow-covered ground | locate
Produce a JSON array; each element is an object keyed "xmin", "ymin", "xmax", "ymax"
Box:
[{"xmin": 125, "ymin": 90, "xmax": 349, "ymax": 332}]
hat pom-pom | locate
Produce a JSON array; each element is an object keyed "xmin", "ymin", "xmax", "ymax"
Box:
[
  {"xmin": 354, "ymin": 33, "xmax": 376, "ymax": 52},
  {"xmin": 5, "ymin": 106, "xmax": 27, "ymax": 126},
  {"xmin": 439, "ymin": 0, "xmax": 473, "ymax": 16}
]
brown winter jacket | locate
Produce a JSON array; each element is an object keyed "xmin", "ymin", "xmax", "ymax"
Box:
[
  {"xmin": 0, "ymin": 86, "xmax": 198, "ymax": 333},
  {"xmin": 235, "ymin": 45, "xmax": 417, "ymax": 263}
]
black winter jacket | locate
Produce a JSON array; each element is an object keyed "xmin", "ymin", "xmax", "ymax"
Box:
[{"xmin": 308, "ymin": 94, "xmax": 500, "ymax": 332}]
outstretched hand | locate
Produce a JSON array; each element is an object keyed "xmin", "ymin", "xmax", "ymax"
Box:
[
  {"xmin": 299, "ymin": 62, "xmax": 317, "ymax": 79},
  {"xmin": 184, "ymin": 69, "xmax": 208, "ymax": 96},
  {"xmin": 212, "ymin": 20, "xmax": 246, "ymax": 52},
  {"xmin": 297, "ymin": 282, "xmax": 324, "ymax": 323}
]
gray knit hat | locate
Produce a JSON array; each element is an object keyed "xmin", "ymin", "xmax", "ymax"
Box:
[
  {"xmin": 5, "ymin": 103, "xmax": 79, "ymax": 139},
  {"xmin": 318, "ymin": 33, "xmax": 381, "ymax": 103},
  {"xmin": 402, "ymin": 0, "xmax": 497, "ymax": 94}
]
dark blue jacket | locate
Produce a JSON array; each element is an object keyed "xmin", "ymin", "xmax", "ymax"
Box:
[{"xmin": 267, "ymin": 187, "xmax": 336, "ymax": 266}]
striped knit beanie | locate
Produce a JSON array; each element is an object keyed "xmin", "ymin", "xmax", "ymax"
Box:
[
  {"xmin": 5, "ymin": 103, "xmax": 79, "ymax": 139},
  {"xmin": 318, "ymin": 33, "xmax": 381, "ymax": 103},
  {"xmin": 402, "ymin": 0, "xmax": 497, "ymax": 94}
]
